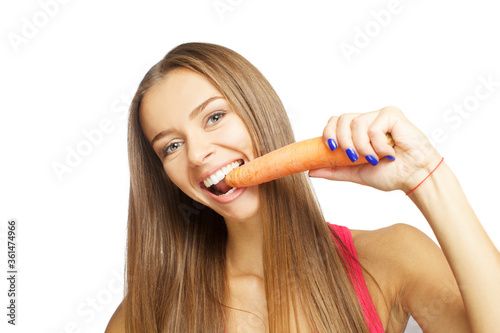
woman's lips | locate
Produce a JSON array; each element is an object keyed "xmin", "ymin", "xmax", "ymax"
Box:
[{"xmin": 200, "ymin": 183, "xmax": 246, "ymax": 204}]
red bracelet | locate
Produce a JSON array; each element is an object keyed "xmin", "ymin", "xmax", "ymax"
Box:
[{"xmin": 405, "ymin": 157, "xmax": 444, "ymax": 196}]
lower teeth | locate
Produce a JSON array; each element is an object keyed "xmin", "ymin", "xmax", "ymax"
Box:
[{"xmin": 218, "ymin": 187, "xmax": 237, "ymax": 196}]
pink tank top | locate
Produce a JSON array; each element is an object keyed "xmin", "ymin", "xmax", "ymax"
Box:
[
  {"xmin": 224, "ymin": 224, "xmax": 384, "ymax": 332},
  {"xmin": 328, "ymin": 223, "xmax": 384, "ymax": 332}
]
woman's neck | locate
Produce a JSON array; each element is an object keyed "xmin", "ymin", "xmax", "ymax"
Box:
[{"xmin": 225, "ymin": 214, "xmax": 264, "ymax": 278}]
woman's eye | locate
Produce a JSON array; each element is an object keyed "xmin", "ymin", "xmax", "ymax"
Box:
[
  {"xmin": 207, "ymin": 111, "xmax": 225, "ymax": 125},
  {"xmin": 160, "ymin": 112, "xmax": 225, "ymax": 158},
  {"xmin": 162, "ymin": 141, "xmax": 182, "ymax": 158}
]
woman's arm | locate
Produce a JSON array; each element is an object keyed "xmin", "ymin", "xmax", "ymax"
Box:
[
  {"xmin": 353, "ymin": 223, "xmax": 470, "ymax": 332},
  {"xmin": 407, "ymin": 161, "xmax": 500, "ymax": 332},
  {"xmin": 309, "ymin": 106, "xmax": 500, "ymax": 332}
]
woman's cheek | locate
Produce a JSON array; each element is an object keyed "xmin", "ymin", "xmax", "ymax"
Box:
[
  {"xmin": 164, "ymin": 164, "xmax": 187, "ymax": 190},
  {"xmin": 224, "ymin": 120, "xmax": 255, "ymax": 156}
]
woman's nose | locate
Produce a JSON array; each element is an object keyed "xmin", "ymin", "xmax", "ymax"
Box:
[{"xmin": 186, "ymin": 137, "xmax": 215, "ymax": 166}]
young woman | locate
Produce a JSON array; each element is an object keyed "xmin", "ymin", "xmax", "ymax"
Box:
[{"xmin": 105, "ymin": 42, "xmax": 499, "ymax": 332}]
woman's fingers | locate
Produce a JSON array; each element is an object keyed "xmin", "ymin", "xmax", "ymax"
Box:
[
  {"xmin": 322, "ymin": 116, "xmax": 339, "ymax": 151},
  {"xmin": 322, "ymin": 110, "xmax": 398, "ymax": 167},
  {"xmin": 349, "ymin": 113, "xmax": 382, "ymax": 166},
  {"xmin": 308, "ymin": 165, "xmax": 364, "ymax": 183},
  {"xmin": 336, "ymin": 113, "xmax": 362, "ymax": 163},
  {"xmin": 316, "ymin": 107, "xmax": 440, "ymax": 191},
  {"xmin": 367, "ymin": 112, "xmax": 397, "ymax": 160}
]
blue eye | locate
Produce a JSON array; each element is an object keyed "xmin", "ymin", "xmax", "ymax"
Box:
[
  {"xmin": 159, "ymin": 111, "xmax": 226, "ymax": 159},
  {"xmin": 162, "ymin": 141, "xmax": 182, "ymax": 158},
  {"xmin": 207, "ymin": 111, "xmax": 225, "ymax": 125}
]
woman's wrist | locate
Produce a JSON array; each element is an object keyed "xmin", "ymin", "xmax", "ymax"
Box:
[
  {"xmin": 405, "ymin": 157, "xmax": 445, "ymax": 195},
  {"xmin": 406, "ymin": 158, "xmax": 500, "ymax": 333},
  {"xmin": 400, "ymin": 150, "xmax": 444, "ymax": 195},
  {"xmin": 405, "ymin": 160, "xmax": 458, "ymax": 213}
]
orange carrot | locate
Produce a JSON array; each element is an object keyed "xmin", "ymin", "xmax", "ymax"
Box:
[{"xmin": 225, "ymin": 134, "xmax": 394, "ymax": 188}]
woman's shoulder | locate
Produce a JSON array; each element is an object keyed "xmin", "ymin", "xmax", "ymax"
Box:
[
  {"xmin": 349, "ymin": 223, "xmax": 435, "ymax": 283},
  {"xmin": 350, "ymin": 223, "xmax": 430, "ymax": 258},
  {"xmin": 348, "ymin": 224, "xmax": 436, "ymax": 328},
  {"xmin": 105, "ymin": 300, "xmax": 125, "ymax": 333},
  {"xmin": 348, "ymin": 223, "xmax": 468, "ymax": 330}
]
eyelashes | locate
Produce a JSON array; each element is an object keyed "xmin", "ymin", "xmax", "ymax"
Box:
[
  {"xmin": 206, "ymin": 111, "xmax": 225, "ymax": 125},
  {"xmin": 160, "ymin": 111, "xmax": 227, "ymax": 158},
  {"xmin": 161, "ymin": 141, "xmax": 182, "ymax": 157}
]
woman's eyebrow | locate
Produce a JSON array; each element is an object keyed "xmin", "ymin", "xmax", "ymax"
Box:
[{"xmin": 150, "ymin": 95, "xmax": 224, "ymax": 146}]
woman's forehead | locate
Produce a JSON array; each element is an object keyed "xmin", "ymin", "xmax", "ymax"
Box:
[
  {"xmin": 147, "ymin": 69, "xmax": 217, "ymax": 105},
  {"xmin": 139, "ymin": 69, "xmax": 223, "ymax": 140}
]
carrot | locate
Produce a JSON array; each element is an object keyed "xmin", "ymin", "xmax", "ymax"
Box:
[{"xmin": 225, "ymin": 134, "xmax": 395, "ymax": 188}]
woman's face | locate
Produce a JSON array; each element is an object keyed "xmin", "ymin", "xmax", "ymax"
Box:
[{"xmin": 140, "ymin": 68, "xmax": 260, "ymax": 223}]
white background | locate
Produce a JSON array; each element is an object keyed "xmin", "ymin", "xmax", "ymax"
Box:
[{"xmin": 1, "ymin": 0, "xmax": 499, "ymax": 332}]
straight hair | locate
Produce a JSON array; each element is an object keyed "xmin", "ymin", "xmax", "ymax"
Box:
[{"xmin": 124, "ymin": 42, "xmax": 370, "ymax": 332}]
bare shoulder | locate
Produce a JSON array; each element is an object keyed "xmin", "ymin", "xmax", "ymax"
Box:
[
  {"xmin": 351, "ymin": 222, "xmax": 424, "ymax": 244},
  {"xmin": 349, "ymin": 224, "xmax": 422, "ymax": 281},
  {"xmin": 350, "ymin": 224, "xmax": 469, "ymax": 331},
  {"xmin": 351, "ymin": 222, "xmax": 451, "ymax": 268},
  {"xmin": 350, "ymin": 223, "xmax": 432, "ymax": 261},
  {"xmin": 350, "ymin": 223, "xmax": 450, "ymax": 295},
  {"xmin": 349, "ymin": 224, "xmax": 425, "ymax": 326},
  {"xmin": 105, "ymin": 300, "xmax": 125, "ymax": 333}
]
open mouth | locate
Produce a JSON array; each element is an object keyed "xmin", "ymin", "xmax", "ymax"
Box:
[{"xmin": 202, "ymin": 160, "xmax": 244, "ymax": 196}]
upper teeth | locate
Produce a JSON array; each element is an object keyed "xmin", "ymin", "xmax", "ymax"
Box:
[{"xmin": 203, "ymin": 161, "xmax": 241, "ymax": 188}]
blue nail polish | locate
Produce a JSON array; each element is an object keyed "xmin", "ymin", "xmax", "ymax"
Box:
[
  {"xmin": 328, "ymin": 138, "xmax": 337, "ymax": 151},
  {"xmin": 346, "ymin": 148, "xmax": 358, "ymax": 162},
  {"xmin": 385, "ymin": 155, "xmax": 396, "ymax": 161},
  {"xmin": 365, "ymin": 155, "xmax": 378, "ymax": 166}
]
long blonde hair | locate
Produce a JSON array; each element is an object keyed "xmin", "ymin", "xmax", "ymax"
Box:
[{"xmin": 124, "ymin": 42, "xmax": 370, "ymax": 332}]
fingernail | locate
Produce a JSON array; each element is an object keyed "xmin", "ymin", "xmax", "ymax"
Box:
[
  {"xmin": 385, "ymin": 155, "xmax": 396, "ymax": 161},
  {"xmin": 327, "ymin": 138, "xmax": 337, "ymax": 151},
  {"xmin": 346, "ymin": 148, "xmax": 358, "ymax": 162},
  {"xmin": 365, "ymin": 155, "xmax": 378, "ymax": 166}
]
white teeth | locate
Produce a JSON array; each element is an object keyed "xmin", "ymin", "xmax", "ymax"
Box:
[
  {"xmin": 210, "ymin": 174, "xmax": 219, "ymax": 185},
  {"xmin": 202, "ymin": 161, "xmax": 242, "ymax": 187},
  {"xmin": 220, "ymin": 187, "xmax": 237, "ymax": 196},
  {"xmin": 215, "ymin": 170, "xmax": 225, "ymax": 180}
]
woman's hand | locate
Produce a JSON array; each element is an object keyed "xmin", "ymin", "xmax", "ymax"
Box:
[
  {"xmin": 310, "ymin": 106, "xmax": 500, "ymax": 331},
  {"xmin": 308, "ymin": 106, "xmax": 442, "ymax": 192}
]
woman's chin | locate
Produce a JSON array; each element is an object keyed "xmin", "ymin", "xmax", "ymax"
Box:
[{"xmin": 220, "ymin": 203, "xmax": 261, "ymax": 225}]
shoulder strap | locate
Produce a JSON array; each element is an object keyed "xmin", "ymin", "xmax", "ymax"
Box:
[{"xmin": 327, "ymin": 223, "xmax": 384, "ymax": 332}]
